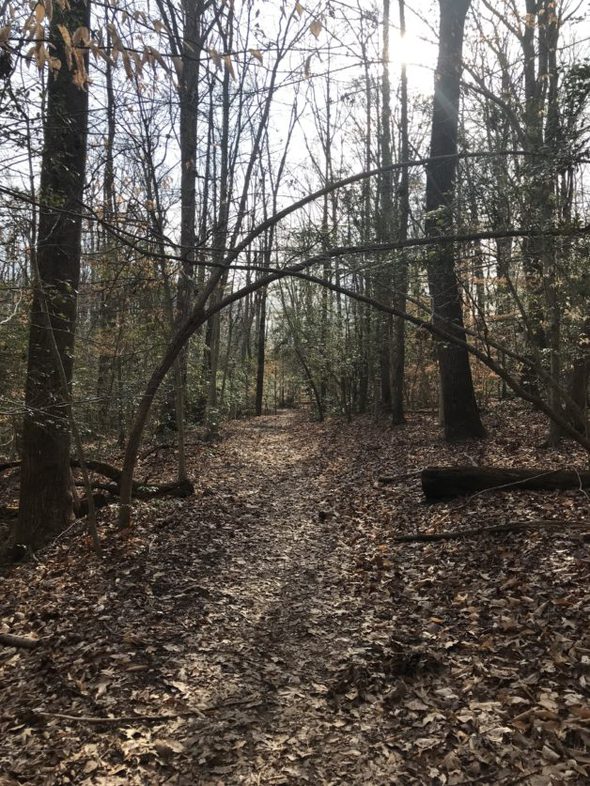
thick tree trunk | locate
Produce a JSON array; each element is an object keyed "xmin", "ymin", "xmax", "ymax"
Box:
[
  {"xmin": 422, "ymin": 466, "xmax": 590, "ymax": 500},
  {"xmin": 425, "ymin": 0, "xmax": 485, "ymax": 441},
  {"xmin": 13, "ymin": 1, "xmax": 90, "ymax": 549}
]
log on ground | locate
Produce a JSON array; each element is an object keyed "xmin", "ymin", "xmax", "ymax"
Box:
[
  {"xmin": 421, "ymin": 466, "xmax": 590, "ymax": 500},
  {"xmin": 2, "ymin": 460, "xmax": 194, "ymax": 501},
  {"xmin": 70, "ymin": 460, "xmax": 194, "ymax": 498}
]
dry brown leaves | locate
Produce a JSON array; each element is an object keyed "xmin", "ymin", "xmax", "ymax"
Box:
[{"xmin": 0, "ymin": 403, "xmax": 589, "ymax": 785}]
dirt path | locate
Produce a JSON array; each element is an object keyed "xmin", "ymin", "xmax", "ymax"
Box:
[
  {"xmin": 165, "ymin": 411, "xmax": 395, "ymax": 784},
  {"xmin": 1, "ymin": 412, "xmax": 402, "ymax": 785},
  {"xmin": 1, "ymin": 408, "xmax": 589, "ymax": 785}
]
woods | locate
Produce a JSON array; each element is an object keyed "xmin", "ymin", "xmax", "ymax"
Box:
[
  {"xmin": 1, "ymin": 0, "xmax": 590, "ymax": 782},
  {"xmin": 1, "ymin": 0, "xmax": 589, "ymax": 545}
]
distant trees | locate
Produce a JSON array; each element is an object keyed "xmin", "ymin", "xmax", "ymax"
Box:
[{"xmin": 1, "ymin": 0, "xmax": 590, "ymax": 549}]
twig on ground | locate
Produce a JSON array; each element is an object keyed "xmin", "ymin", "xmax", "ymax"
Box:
[
  {"xmin": 394, "ymin": 520, "xmax": 587, "ymax": 543},
  {"xmin": 0, "ymin": 633, "xmax": 40, "ymax": 649},
  {"xmin": 31, "ymin": 695, "xmax": 272, "ymax": 726}
]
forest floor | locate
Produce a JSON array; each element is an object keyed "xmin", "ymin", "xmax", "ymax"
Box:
[{"xmin": 1, "ymin": 405, "xmax": 590, "ymax": 785}]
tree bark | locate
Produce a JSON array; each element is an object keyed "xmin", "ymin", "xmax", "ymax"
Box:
[
  {"xmin": 425, "ymin": 0, "xmax": 485, "ymax": 441},
  {"xmin": 174, "ymin": 0, "xmax": 203, "ymax": 475},
  {"xmin": 13, "ymin": 0, "xmax": 90, "ymax": 548}
]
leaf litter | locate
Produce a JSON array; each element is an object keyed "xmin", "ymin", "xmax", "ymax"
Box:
[{"xmin": 1, "ymin": 403, "xmax": 589, "ymax": 784}]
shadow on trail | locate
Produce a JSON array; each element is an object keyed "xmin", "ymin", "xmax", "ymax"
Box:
[{"xmin": 160, "ymin": 410, "xmax": 369, "ymax": 783}]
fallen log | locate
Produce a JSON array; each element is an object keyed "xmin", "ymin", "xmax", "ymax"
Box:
[
  {"xmin": 71, "ymin": 460, "xmax": 194, "ymax": 499},
  {"xmin": 137, "ymin": 478, "xmax": 194, "ymax": 499},
  {"xmin": 422, "ymin": 466, "xmax": 590, "ymax": 500},
  {"xmin": 2, "ymin": 458, "xmax": 194, "ymax": 500},
  {"xmin": 2, "ymin": 480, "xmax": 193, "ymax": 530}
]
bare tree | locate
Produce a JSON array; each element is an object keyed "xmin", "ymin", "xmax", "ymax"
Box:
[{"xmin": 425, "ymin": 0, "xmax": 486, "ymax": 440}]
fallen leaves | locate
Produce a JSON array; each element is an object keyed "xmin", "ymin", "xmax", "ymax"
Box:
[{"xmin": 1, "ymin": 405, "xmax": 589, "ymax": 783}]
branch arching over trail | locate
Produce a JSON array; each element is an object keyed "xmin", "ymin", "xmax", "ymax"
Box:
[
  {"xmin": 110, "ymin": 128, "xmax": 590, "ymax": 530},
  {"xmin": 116, "ymin": 219, "xmax": 590, "ymax": 528},
  {"xmin": 1, "ymin": 150, "xmax": 577, "ymax": 269}
]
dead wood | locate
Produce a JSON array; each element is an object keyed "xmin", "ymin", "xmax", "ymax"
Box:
[
  {"xmin": 70, "ymin": 459, "xmax": 128, "ymax": 487},
  {"xmin": 2, "ymin": 459, "xmax": 194, "ymax": 501},
  {"xmin": 0, "ymin": 633, "xmax": 40, "ymax": 649},
  {"xmin": 394, "ymin": 520, "xmax": 587, "ymax": 543},
  {"xmin": 33, "ymin": 710, "xmax": 207, "ymax": 725},
  {"xmin": 422, "ymin": 466, "xmax": 590, "ymax": 500},
  {"xmin": 2, "ymin": 480, "xmax": 192, "ymax": 529},
  {"xmin": 33, "ymin": 695, "xmax": 269, "ymax": 726},
  {"xmin": 71, "ymin": 460, "xmax": 194, "ymax": 498},
  {"xmin": 136, "ymin": 478, "xmax": 195, "ymax": 499}
]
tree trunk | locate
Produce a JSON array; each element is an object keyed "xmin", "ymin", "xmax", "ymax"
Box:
[
  {"xmin": 96, "ymin": 19, "xmax": 117, "ymax": 431},
  {"xmin": 425, "ymin": 0, "xmax": 485, "ymax": 441},
  {"xmin": 377, "ymin": 0, "xmax": 395, "ymax": 416},
  {"xmin": 174, "ymin": 0, "xmax": 202, "ymax": 473},
  {"xmin": 13, "ymin": 0, "xmax": 90, "ymax": 548},
  {"xmin": 390, "ymin": 0, "xmax": 410, "ymax": 424},
  {"xmin": 255, "ymin": 286, "xmax": 267, "ymax": 416}
]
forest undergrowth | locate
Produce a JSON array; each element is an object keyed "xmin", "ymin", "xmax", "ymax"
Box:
[{"xmin": 1, "ymin": 404, "xmax": 589, "ymax": 785}]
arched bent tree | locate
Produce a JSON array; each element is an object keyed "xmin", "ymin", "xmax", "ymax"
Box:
[
  {"xmin": 115, "ymin": 212, "xmax": 590, "ymax": 529},
  {"xmin": 114, "ymin": 0, "xmax": 487, "ymax": 528}
]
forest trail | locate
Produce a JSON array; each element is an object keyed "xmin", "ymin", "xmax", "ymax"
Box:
[
  {"xmin": 1, "ymin": 407, "xmax": 590, "ymax": 785},
  {"xmin": 149, "ymin": 409, "xmax": 396, "ymax": 784}
]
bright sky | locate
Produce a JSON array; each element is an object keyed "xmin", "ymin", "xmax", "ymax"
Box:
[{"xmin": 389, "ymin": 19, "xmax": 438, "ymax": 96}]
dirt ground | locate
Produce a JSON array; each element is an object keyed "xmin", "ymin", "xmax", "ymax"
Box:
[{"xmin": 1, "ymin": 406, "xmax": 589, "ymax": 785}]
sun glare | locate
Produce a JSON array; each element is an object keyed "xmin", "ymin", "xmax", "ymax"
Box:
[{"xmin": 389, "ymin": 28, "xmax": 436, "ymax": 93}]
